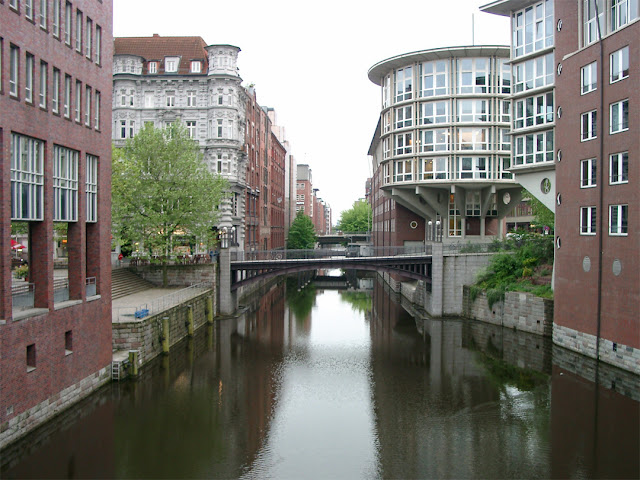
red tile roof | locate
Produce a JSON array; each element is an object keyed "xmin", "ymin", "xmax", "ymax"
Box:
[{"xmin": 114, "ymin": 35, "xmax": 208, "ymax": 75}]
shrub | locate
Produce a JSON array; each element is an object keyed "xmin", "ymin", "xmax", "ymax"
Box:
[{"xmin": 14, "ymin": 265, "xmax": 28, "ymax": 279}]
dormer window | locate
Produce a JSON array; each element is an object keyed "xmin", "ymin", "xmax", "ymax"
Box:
[
  {"xmin": 165, "ymin": 57, "xmax": 179, "ymax": 73},
  {"xmin": 148, "ymin": 62, "xmax": 157, "ymax": 74},
  {"xmin": 190, "ymin": 61, "xmax": 201, "ymax": 73}
]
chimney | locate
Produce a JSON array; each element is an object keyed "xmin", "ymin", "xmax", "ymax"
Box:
[{"xmin": 153, "ymin": 33, "xmax": 160, "ymax": 37}]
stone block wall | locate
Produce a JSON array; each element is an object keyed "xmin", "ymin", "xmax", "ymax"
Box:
[
  {"xmin": 442, "ymin": 253, "xmax": 492, "ymax": 316},
  {"xmin": 112, "ymin": 290, "xmax": 214, "ymax": 366},
  {"xmin": 133, "ymin": 264, "xmax": 216, "ymax": 287},
  {"xmin": 553, "ymin": 323, "xmax": 640, "ymax": 375},
  {"xmin": 463, "ymin": 286, "xmax": 554, "ymax": 337}
]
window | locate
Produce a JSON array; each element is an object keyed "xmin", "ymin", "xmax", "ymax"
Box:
[
  {"xmin": 144, "ymin": 92, "xmax": 154, "ymax": 108},
  {"xmin": 383, "ymin": 111, "xmax": 391, "ymax": 133},
  {"xmin": 25, "ymin": 0, "xmax": 33, "ymax": 20},
  {"xmin": 25, "ymin": 53, "xmax": 34, "ymax": 103},
  {"xmin": 458, "ymin": 157, "xmax": 489, "ymax": 179},
  {"xmin": 165, "ymin": 57, "xmax": 179, "ymax": 72},
  {"xmin": 609, "ymin": 151, "xmax": 628, "ymax": 184},
  {"xmin": 393, "ymin": 159, "xmax": 413, "ymax": 182},
  {"xmin": 9, "ymin": 0, "xmax": 18, "ymax": 10},
  {"xmin": 27, "ymin": 344, "xmax": 36, "ymax": 372},
  {"xmin": 581, "ymin": 158, "xmax": 597, "ymax": 187},
  {"xmin": 513, "ymin": 53, "xmax": 554, "ymax": 93},
  {"xmin": 610, "ymin": 99, "xmax": 628, "ymax": 133},
  {"xmin": 225, "ymin": 120, "xmax": 233, "ymax": 139},
  {"xmin": 64, "ymin": 74, "xmax": 71, "ymax": 117},
  {"xmin": 75, "ymin": 9, "xmax": 82, "ymax": 52},
  {"xmin": 514, "ymin": 92, "xmax": 554, "ymax": 128},
  {"xmin": 85, "ymin": 17, "xmax": 92, "ymax": 59},
  {"xmin": 395, "ymin": 105, "xmax": 412, "ymax": 129},
  {"xmin": 187, "ymin": 90, "xmax": 196, "ymax": 107},
  {"xmin": 94, "ymin": 90, "xmax": 100, "ymax": 129},
  {"xmin": 610, "ymin": 46, "xmax": 629, "ymax": 83},
  {"xmin": 458, "ymin": 128, "xmax": 490, "ymax": 151},
  {"xmin": 148, "ymin": 61, "xmax": 157, "ymax": 74},
  {"xmin": 581, "ymin": 61, "xmax": 597, "ymax": 94},
  {"xmin": 466, "ymin": 191, "xmax": 481, "ymax": 216},
  {"xmin": 64, "ymin": 2, "xmax": 72, "ymax": 45},
  {"xmin": 421, "ymin": 128, "xmax": 449, "ymax": 152},
  {"xmin": 457, "ymin": 99, "xmax": 489, "ymax": 122},
  {"xmin": 457, "ymin": 58, "xmax": 490, "ymax": 94},
  {"xmin": 118, "ymin": 119, "xmax": 135, "ymax": 139},
  {"xmin": 581, "ymin": 206, "xmax": 597, "ymax": 234},
  {"xmin": 186, "ymin": 120, "xmax": 196, "ymax": 138},
  {"xmin": 581, "ymin": 110, "xmax": 597, "ymax": 140},
  {"xmin": 499, "ymin": 100, "xmax": 511, "ymax": 123},
  {"xmin": 498, "ymin": 58, "xmax": 512, "ymax": 94},
  {"xmin": 499, "ymin": 129, "xmax": 511, "ymax": 151},
  {"xmin": 95, "ymin": 25, "xmax": 101, "ymax": 65},
  {"xmin": 420, "ymin": 60, "xmax": 448, "ymax": 97},
  {"xmin": 609, "ymin": 204, "xmax": 628, "ymax": 235},
  {"xmin": 52, "ymin": 0, "xmax": 60, "ymax": 37},
  {"xmin": 11, "ymin": 133, "xmax": 45, "ymax": 221},
  {"xmin": 39, "ymin": 0, "xmax": 47, "ymax": 28},
  {"xmin": 39, "ymin": 61, "xmax": 47, "ymax": 108},
  {"xmin": 52, "ymin": 68, "xmax": 60, "ymax": 113},
  {"xmin": 421, "ymin": 101, "xmax": 449, "ymax": 125},
  {"xmin": 449, "ymin": 194, "xmax": 461, "ymax": 237},
  {"xmin": 84, "ymin": 85, "xmax": 91, "ymax": 126},
  {"xmin": 9, "ymin": 45, "xmax": 19, "ymax": 97},
  {"xmin": 86, "ymin": 154, "xmax": 98, "ymax": 222},
  {"xmin": 383, "ymin": 137, "xmax": 390, "ymax": 159},
  {"xmin": 382, "ymin": 74, "xmax": 391, "ymax": 108},
  {"xmin": 513, "ymin": 130, "xmax": 554, "ymax": 165},
  {"xmin": 53, "ymin": 145, "xmax": 78, "ymax": 221},
  {"xmin": 217, "ymin": 119, "xmax": 223, "ymax": 137},
  {"xmin": 190, "ymin": 61, "xmax": 201, "ymax": 73},
  {"xmin": 65, "ymin": 331, "xmax": 73, "ymax": 355},
  {"xmin": 166, "ymin": 91, "xmax": 175, "ymax": 107},
  {"xmin": 611, "ymin": 0, "xmax": 638, "ymax": 31},
  {"xmin": 394, "ymin": 67, "xmax": 412, "ymax": 102},
  {"xmin": 421, "ymin": 157, "xmax": 448, "ymax": 180},
  {"xmin": 584, "ymin": 0, "xmax": 605, "ymax": 45},
  {"xmin": 512, "ymin": 0, "xmax": 554, "ymax": 58},
  {"xmin": 0, "ymin": 38, "xmax": 4, "ymax": 93},
  {"xmin": 74, "ymin": 80, "xmax": 81, "ymax": 122},
  {"xmin": 394, "ymin": 132, "xmax": 413, "ymax": 155}
]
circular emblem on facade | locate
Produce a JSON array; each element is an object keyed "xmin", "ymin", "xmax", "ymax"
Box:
[
  {"xmin": 557, "ymin": 193, "xmax": 562, "ymax": 205},
  {"xmin": 410, "ymin": 221, "xmax": 418, "ymax": 229},
  {"xmin": 612, "ymin": 259, "xmax": 622, "ymax": 276},
  {"xmin": 557, "ymin": 19, "xmax": 563, "ymax": 31},
  {"xmin": 557, "ymin": 149, "xmax": 563, "ymax": 161},
  {"xmin": 583, "ymin": 256, "xmax": 591, "ymax": 272},
  {"xmin": 503, "ymin": 192, "xmax": 511, "ymax": 205},
  {"xmin": 556, "ymin": 236, "xmax": 561, "ymax": 249},
  {"xmin": 557, "ymin": 63, "xmax": 563, "ymax": 75},
  {"xmin": 557, "ymin": 106, "xmax": 562, "ymax": 119},
  {"xmin": 541, "ymin": 178, "xmax": 551, "ymax": 194}
]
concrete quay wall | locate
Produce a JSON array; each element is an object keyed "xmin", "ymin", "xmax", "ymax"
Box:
[{"xmin": 133, "ymin": 263, "xmax": 216, "ymax": 287}]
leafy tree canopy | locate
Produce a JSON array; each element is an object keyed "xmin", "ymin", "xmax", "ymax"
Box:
[
  {"xmin": 287, "ymin": 211, "xmax": 317, "ymax": 249},
  {"xmin": 523, "ymin": 189, "xmax": 554, "ymax": 231},
  {"xmin": 336, "ymin": 199, "xmax": 371, "ymax": 233},
  {"xmin": 112, "ymin": 123, "xmax": 227, "ymax": 263}
]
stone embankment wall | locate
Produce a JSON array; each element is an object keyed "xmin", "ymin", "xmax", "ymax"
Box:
[
  {"xmin": 112, "ymin": 290, "xmax": 214, "ymax": 366},
  {"xmin": 462, "ymin": 286, "xmax": 554, "ymax": 337},
  {"xmin": 133, "ymin": 263, "xmax": 216, "ymax": 287}
]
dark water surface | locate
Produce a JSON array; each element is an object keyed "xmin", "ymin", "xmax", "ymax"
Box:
[{"xmin": 2, "ymin": 278, "xmax": 639, "ymax": 479}]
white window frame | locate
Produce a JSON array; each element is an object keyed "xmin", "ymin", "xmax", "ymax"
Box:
[
  {"xmin": 64, "ymin": 1, "xmax": 72, "ymax": 46},
  {"xmin": 581, "ymin": 158, "xmax": 597, "ymax": 188},
  {"xmin": 95, "ymin": 25, "xmax": 101, "ymax": 65},
  {"xmin": 9, "ymin": 45, "xmax": 19, "ymax": 97},
  {"xmin": 611, "ymin": 0, "xmax": 637, "ymax": 31},
  {"xmin": 86, "ymin": 154, "xmax": 98, "ymax": 223},
  {"xmin": 84, "ymin": 85, "xmax": 91, "ymax": 126},
  {"xmin": 190, "ymin": 61, "xmax": 201, "ymax": 73},
  {"xmin": 382, "ymin": 137, "xmax": 390, "ymax": 159},
  {"xmin": 53, "ymin": 145, "xmax": 79, "ymax": 222},
  {"xmin": 382, "ymin": 74, "xmax": 391, "ymax": 108},
  {"xmin": 39, "ymin": 61, "xmax": 47, "ymax": 108},
  {"xmin": 187, "ymin": 90, "xmax": 196, "ymax": 107},
  {"xmin": 609, "ymin": 204, "xmax": 628, "ymax": 235},
  {"xmin": 394, "ymin": 132, "xmax": 413, "ymax": 156},
  {"xmin": 458, "ymin": 127, "xmax": 490, "ymax": 151},
  {"xmin": 74, "ymin": 80, "xmax": 81, "ymax": 122},
  {"xmin": 25, "ymin": 53, "xmax": 34, "ymax": 103},
  {"xmin": 457, "ymin": 99, "xmax": 489, "ymax": 122},
  {"xmin": 186, "ymin": 120, "xmax": 196, "ymax": 138},
  {"xmin": 580, "ymin": 206, "xmax": 597, "ymax": 235},
  {"xmin": 52, "ymin": 68, "xmax": 60, "ymax": 113},
  {"xmin": 393, "ymin": 159, "xmax": 414, "ymax": 182},
  {"xmin": 394, "ymin": 105, "xmax": 413, "ymax": 129},
  {"xmin": 581, "ymin": 109, "xmax": 597, "ymax": 141},
  {"xmin": 421, "ymin": 157, "xmax": 448, "ymax": 180},
  {"xmin": 165, "ymin": 57, "xmax": 179, "ymax": 73},
  {"xmin": 458, "ymin": 156, "xmax": 489, "ymax": 180},
  {"xmin": 39, "ymin": 0, "xmax": 48, "ymax": 29},
  {"xmin": 118, "ymin": 119, "xmax": 135, "ymax": 139},
  {"xmin": 513, "ymin": 130, "xmax": 554, "ymax": 165},
  {"xmin": 581, "ymin": 61, "xmax": 597, "ymax": 94},
  {"xmin": 512, "ymin": 0, "xmax": 554, "ymax": 58},
  {"xmin": 584, "ymin": 0, "xmax": 605, "ymax": 45},
  {"xmin": 94, "ymin": 90, "xmax": 101, "ymax": 130},
  {"xmin": 498, "ymin": 59, "xmax": 512, "ymax": 94},
  {"xmin": 52, "ymin": 0, "xmax": 60, "ymax": 37},
  {"xmin": 609, "ymin": 151, "xmax": 628, "ymax": 184},
  {"xmin": 85, "ymin": 17, "xmax": 92, "ymax": 59},
  {"xmin": 166, "ymin": 91, "xmax": 175, "ymax": 107},
  {"xmin": 383, "ymin": 111, "xmax": 391, "ymax": 134},
  {"xmin": 11, "ymin": 133, "xmax": 45, "ymax": 221},
  {"xmin": 394, "ymin": 67, "xmax": 413, "ymax": 103},
  {"xmin": 63, "ymin": 74, "xmax": 71, "ymax": 118},
  {"xmin": 513, "ymin": 53, "xmax": 554, "ymax": 93},
  {"xmin": 421, "ymin": 101, "xmax": 449, "ymax": 125},
  {"xmin": 609, "ymin": 99, "xmax": 629, "ymax": 133},
  {"xmin": 75, "ymin": 9, "xmax": 82, "ymax": 52},
  {"xmin": 610, "ymin": 46, "xmax": 629, "ymax": 83},
  {"xmin": 421, "ymin": 128, "xmax": 449, "ymax": 152},
  {"xmin": 420, "ymin": 60, "xmax": 448, "ymax": 97},
  {"xmin": 25, "ymin": 0, "xmax": 34, "ymax": 20},
  {"xmin": 466, "ymin": 191, "xmax": 482, "ymax": 216},
  {"xmin": 457, "ymin": 57, "xmax": 490, "ymax": 94},
  {"xmin": 148, "ymin": 61, "xmax": 157, "ymax": 74}
]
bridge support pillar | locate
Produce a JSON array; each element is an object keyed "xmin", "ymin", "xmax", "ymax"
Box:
[
  {"xmin": 219, "ymin": 249, "xmax": 237, "ymax": 315},
  {"xmin": 431, "ymin": 244, "xmax": 444, "ymax": 317}
]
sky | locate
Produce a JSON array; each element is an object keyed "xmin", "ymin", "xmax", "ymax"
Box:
[{"xmin": 113, "ymin": 0, "xmax": 510, "ymax": 220}]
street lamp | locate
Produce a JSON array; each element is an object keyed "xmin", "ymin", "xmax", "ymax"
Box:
[{"xmin": 220, "ymin": 227, "xmax": 229, "ymax": 249}]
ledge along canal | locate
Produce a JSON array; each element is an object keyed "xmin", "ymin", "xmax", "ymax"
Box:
[{"xmin": 1, "ymin": 271, "xmax": 638, "ymax": 479}]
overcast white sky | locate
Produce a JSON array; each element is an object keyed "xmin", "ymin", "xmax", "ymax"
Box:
[{"xmin": 113, "ymin": 0, "xmax": 510, "ymax": 220}]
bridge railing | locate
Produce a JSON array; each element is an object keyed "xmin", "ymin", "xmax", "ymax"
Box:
[{"xmin": 231, "ymin": 245, "xmax": 431, "ymax": 262}]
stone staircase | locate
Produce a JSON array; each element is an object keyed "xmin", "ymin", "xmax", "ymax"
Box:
[{"xmin": 111, "ymin": 268, "xmax": 156, "ymax": 300}]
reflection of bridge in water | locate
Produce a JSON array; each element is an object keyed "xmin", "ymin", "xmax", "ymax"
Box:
[{"xmin": 230, "ymin": 246, "xmax": 432, "ymax": 292}]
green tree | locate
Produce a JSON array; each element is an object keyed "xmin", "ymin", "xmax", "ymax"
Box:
[
  {"xmin": 112, "ymin": 123, "xmax": 227, "ymax": 286},
  {"xmin": 523, "ymin": 189, "xmax": 555, "ymax": 231},
  {"xmin": 287, "ymin": 211, "xmax": 317, "ymax": 249},
  {"xmin": 336, "ymin": 199, "xmax": 371, "ymax": 233}
]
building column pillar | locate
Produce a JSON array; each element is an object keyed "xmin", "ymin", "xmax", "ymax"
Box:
[{"xmin": 431, "ymin": 243, "xmax": 443, "ymax": 317}]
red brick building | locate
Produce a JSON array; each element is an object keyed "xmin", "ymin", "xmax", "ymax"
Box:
[
  {"xmin": 553, "ymin": 1, "xmax": 639, "ymax": 372},
  {"xmin": 0, "ymin": 0, "xmax": 113, "ymax": 447},
  {"xmin": 269, "ymin": 130, "xmax": 286, "ymax": 249}
]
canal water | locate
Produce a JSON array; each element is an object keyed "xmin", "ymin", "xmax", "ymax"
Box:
[{"xmin": 1, "ymin": 275, "xmax": 639, "ymax": 479}]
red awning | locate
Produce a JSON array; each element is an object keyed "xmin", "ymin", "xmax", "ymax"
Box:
[{"xmin": 11, "ymin": 239, "xmax": 26, "ymax": 250}]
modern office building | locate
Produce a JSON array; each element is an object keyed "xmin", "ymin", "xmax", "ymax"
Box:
[
  {"xmin": 481, "ymin": 0, "xmax": 639, "ymax": 373},
  {"xmin": 368, "ymin": 45, "xmax": 522, "ymax": 247},
  {"xmin": 0, "ymin": 0, "xmax": 113, "ymax": 447},
  {"xmin": 113, "ymin": 36, "xmax": 247, "ymax": 249}
]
